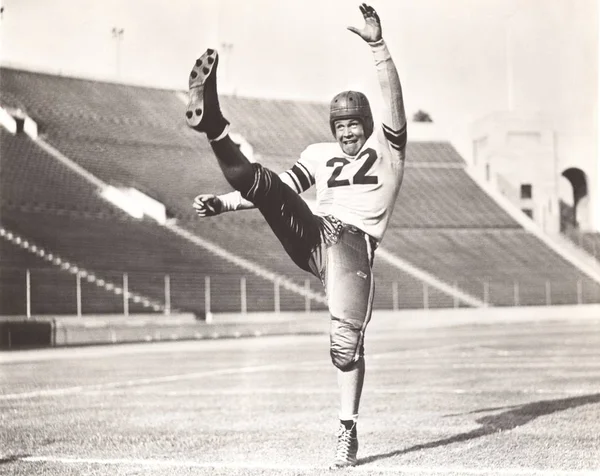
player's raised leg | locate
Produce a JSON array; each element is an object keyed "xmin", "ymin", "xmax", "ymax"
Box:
[
  {"xmin": 185, "ymin": 48, "xmax": 256, "ymax": 193},
  {"xmin": 186, "ymin": 48, "xmax": 322, "ymax": 272},
  {"xmin": 185, "ymin": 48, "xmax": 229, "ymax": 139}
]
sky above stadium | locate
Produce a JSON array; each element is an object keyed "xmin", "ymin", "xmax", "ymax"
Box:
[{"xmin": 0, "ymin": 0, "xmax": 597, "ymax": 170}]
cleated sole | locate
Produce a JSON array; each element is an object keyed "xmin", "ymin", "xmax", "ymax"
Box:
[
  {"xmin": 185, "ymin": 48, "xmax": 218, "ymax": 129},
  {"xmin": 329, "ymin": 459, "xmax": 357, "ymax": 470}
]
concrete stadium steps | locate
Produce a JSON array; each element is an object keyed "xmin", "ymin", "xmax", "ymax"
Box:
[
  {"xmin": 564, "ymin": 230, "xmax": 600, "ymax": 262},
  {"xmin": 48, "ymin": 135, "xmax": 227, "ymax": 215},
  {"xmin": 0, "ymin": 235, "xmax": 158, "ymax": 315},
  {"xmin": 2, "ymin": 68, "xmax": 513, "ymax": 229},
  {"xmin": 405, "ymin": 141, "xmax": 466, "ymax": 164},
  {"xmin": 183, "ymin": 214, "xmax": 311, "ymax": 280},
  {"xmin": 184, "ymin": 216, "xmax": 466, "ymax": 309},
  {"xmin": 1, "ymin": 131, "xmax": 319, "ymax": 315},
  {"xmin": 217, "ymin": 95, "xmax": 331, "ymax": 158},
  {"xmin": 2, "ymin": 67, "xmax": 463, "ymax": 165},
  {"xmin": 256, "ymin": 146, "xmax": 517, "ymax": 229},
  {"xmin": 0, "ymin": 68, "xmax": 194, "ymax": 143},
  {"xmin": 372, "ymin": 265, "xmax": 465, "ymax": 309},
  {"xmin": 384, "ymin": 228, "xmax": 600, "ymax": 306},
  {"xmin": 0, "ymin": 129, "xmax": 115, "ymax": 214},
  {"xmin": 1, "ymin": 208, "xmax": 311, "ymax": 314},
  {"xmin": 394, "ymin": 165, "xmax": 520, "ymax": 228}
]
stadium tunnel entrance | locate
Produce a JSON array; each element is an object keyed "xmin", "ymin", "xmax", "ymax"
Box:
[{"xmin": 560, "ymin": 167, "xmax": 589, "ymax": 231}]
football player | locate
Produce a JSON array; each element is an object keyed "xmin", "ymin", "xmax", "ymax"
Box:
[{"xmin": 186, "ymin": 3, "xmax": 406, "ymax": 468}]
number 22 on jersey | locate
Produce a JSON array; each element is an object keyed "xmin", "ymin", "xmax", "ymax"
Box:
[{"xmin": 326, "ymin": 148, "xmax": 379, "ymax": 188}]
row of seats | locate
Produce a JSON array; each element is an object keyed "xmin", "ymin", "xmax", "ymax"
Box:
[
  {"xmin": 1, "ymin": 130, "xmax": 113, "ymax": 213},
  {"xmin": 1, "ymin": 67, "xmax": 466, "ymax": 164},
  {"xmin": 1, "ymin": 132, "xmax": 322, "ymax": 315},
  {"xmin": 1, "ymin": 240, "xmax": 151, "ymax": 315},
  {"xmin": 1, "ymin": 207, "xmax": 319, "ymax": 315},
  {"xmin": 564, "ymin": 229, "xmax": 600, "ymax": 261},
  {"xmin": 34, "ymin": 133, "xmax": 518, "ymax": 229},
  {"xmin": 383, "ymin": 229, "xmax": 600, "ymax": 305}
]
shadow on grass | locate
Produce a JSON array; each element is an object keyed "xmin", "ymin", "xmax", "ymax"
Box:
[
  {"xmin": 359, "ymin": 393, "xmax": 600, "ymax": 465},
  {"xmin": 0, "ymin": 454, "xmax": 31, "ymax": 465}
]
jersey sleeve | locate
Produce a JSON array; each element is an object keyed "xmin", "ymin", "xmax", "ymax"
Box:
[
  {"xmin": 370, "ymin": 39, "xmax": 407, "ymax": 160},
  {"xmin": 218, "ymin": 150, "xmax": 317, "ymax": 211},
  {"xmin": 279, "ymin": 146, "xmax": 317, "ymax": 194}
]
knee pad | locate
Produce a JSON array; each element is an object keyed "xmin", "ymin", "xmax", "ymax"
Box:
[{"xmin": 330, "ymin": 314, "xmax": 364, "ymax": 370}]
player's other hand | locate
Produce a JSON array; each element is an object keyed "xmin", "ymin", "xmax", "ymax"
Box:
[
  {"xmin": 347, "ymin": 3, "xmax": 382, "ymax": 43},
  {"xmin": 193, "ymin": 194, "xmax": 224, "ymax": 217}
]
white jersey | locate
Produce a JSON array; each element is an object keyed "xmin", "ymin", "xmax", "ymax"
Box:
[
  {"xmin": 290, "ymin": 133, "xmax": 402, "ymax": 242},
  {"xmin": 281, "ymin": 40, "xmax": 407, "ymax": 243},
  {"xmin": 218, "ymin": 40, "xmax": 407, "ymax": 244}
]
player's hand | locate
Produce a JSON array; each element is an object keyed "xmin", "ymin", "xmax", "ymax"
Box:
[
  {"xmin": 193, "ymin": 194, "xmax": 224, "ymax": 217},
  {"xmin": 347, "ymin": 3, "xmax": 382, "ymax": 43}
]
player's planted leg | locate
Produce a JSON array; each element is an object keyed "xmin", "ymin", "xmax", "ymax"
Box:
[
  {"xmin": 330, "ymin": 357, "xmax": 364, "ymax": 468},
  {"xmin": 338, "ymin": 357, "xmax": 365, "ymax": 423},
  {"xmin": 324, "ymin": 228, "xmax": 374, "ymax": 468}
]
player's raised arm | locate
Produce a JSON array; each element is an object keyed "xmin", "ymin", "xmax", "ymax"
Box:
[{"xmin": 348, "ymin": 3, "xmax": 407, "ymax": 161}]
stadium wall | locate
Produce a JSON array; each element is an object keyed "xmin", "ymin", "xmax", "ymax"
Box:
[{"xmin": 471, "ymin": 111, "xmax": 598, "ymax": 234}]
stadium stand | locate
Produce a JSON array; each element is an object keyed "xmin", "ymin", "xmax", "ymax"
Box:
[
  {"xmin": 0, "ymin": 237, "xmax": 149, "ymax": 315},
  {"xmin": 0, "ymin": 129, "xmax": 318, "ymax": 315},
  {"xmin": 564, "ymin": 229, "xmax": 600, "ymax": 262},
  {"xmin": 1, "ymin": 66, "xmax": 599, "ymax": 315},
  {"xmin": 383, "ymin": 229, "xmax": 600, "ymax": 306}
]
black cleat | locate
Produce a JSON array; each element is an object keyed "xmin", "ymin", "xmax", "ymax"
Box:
[
  {"xmin": 185, "ymin": 48, "xmax": 229, "ymax": 139},
  {"xmin": 330, "ymin": 422, "xmax": 358, "ymax": 469}
]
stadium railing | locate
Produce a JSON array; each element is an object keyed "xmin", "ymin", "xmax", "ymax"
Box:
[{"xmin": 2, "ymin": 265, "xmax": 599, "ymax": 317}]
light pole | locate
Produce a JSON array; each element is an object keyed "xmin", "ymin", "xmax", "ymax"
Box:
[
  {"xmin": 111, "ymin": 27, "xmax": 125, "ymax": 78},
  {"xmin": 505, "ymin": 9, "xmax": 519, "ymax": 111}
]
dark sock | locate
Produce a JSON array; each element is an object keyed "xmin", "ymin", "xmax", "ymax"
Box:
[
  {"xmin": 210, "ymin": 136, "xmax": 255, "ymax": 193},
  {"xmin": 202, "ymin": 56, "xmax": 229, "ymax": 140},
  {"xmin": 204, "ymin": 116, "xmax": 230, "ymax": 141}
]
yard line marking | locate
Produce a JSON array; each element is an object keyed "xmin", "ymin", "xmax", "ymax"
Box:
[
  {"xmin": 368, "ymin": 362, "xmax": 600, "ymax": 369},
  {"xmin": 5, "ymin": 354, "xmax": 598, "ymax": 401},
  {"xmin": 71, "ymin": 386, "xmax": 600, "ymax": 397},
  {"xmin": 0, "ymin": 335, "xmax": 324, "ymax": 364},
  {"xmin": 18, "ymin": 455, "xmax": 600, "ymax": 475},
  {"xmin": 20, "ymin": 456, "xmax": 317, "ymax": 471},
  {"xmin": 0, "ymin": 343, "xmax": 469, "ymax": 401},
  {"xmin": 0, "ymin": 359, "xmax": 326, "ymax": 401},
  {"xmin": 368, "ymin": 340, "xmax": 507, "ymax": 359}
]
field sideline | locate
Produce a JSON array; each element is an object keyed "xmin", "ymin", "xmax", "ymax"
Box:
[{"xmin": 1, "ymin": 306, "xmax": 600, "ymax": 476}]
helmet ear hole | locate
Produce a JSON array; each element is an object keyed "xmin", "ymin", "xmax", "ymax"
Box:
[{"xmin": 329, "ymin": 91, "xmax": 374, "ymax": 139}]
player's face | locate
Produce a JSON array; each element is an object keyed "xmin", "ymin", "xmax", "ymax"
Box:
[{"xmin": 334, "ymin": 118, "xmax": 366, "ymax": 156}]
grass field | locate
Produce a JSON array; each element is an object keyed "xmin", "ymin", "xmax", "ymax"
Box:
[{"xmin": 1, "ymin": 308, "xmax": 600, "ymax": 475}]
